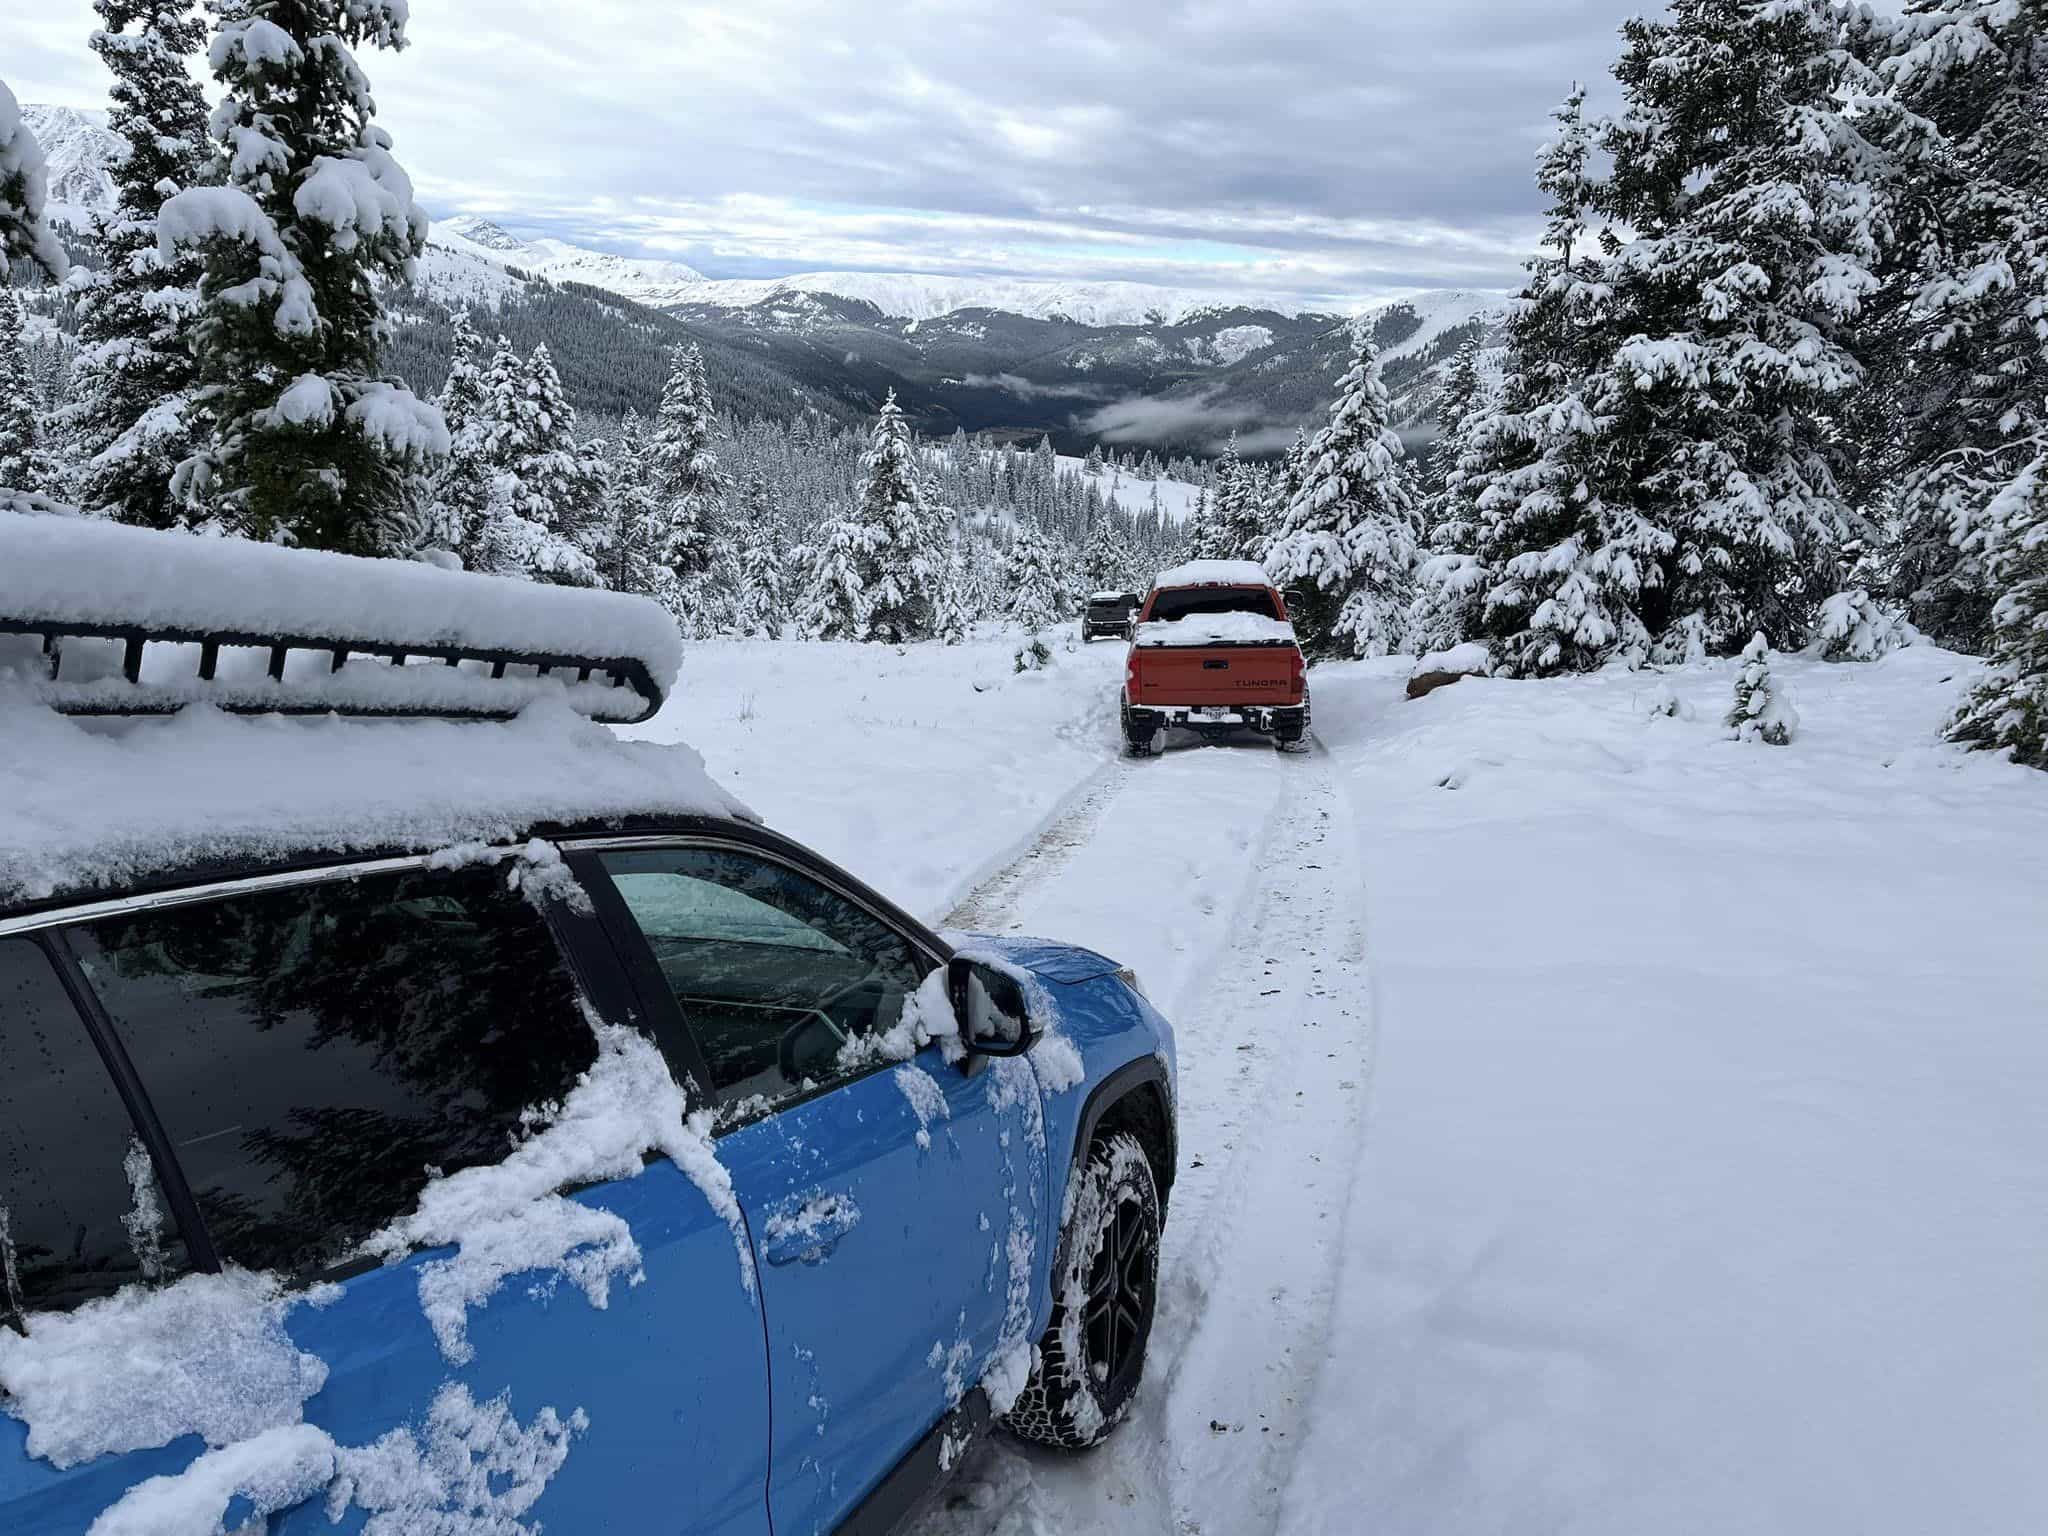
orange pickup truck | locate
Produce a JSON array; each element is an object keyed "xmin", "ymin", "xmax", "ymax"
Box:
[{"xmin": 1121, "ymin": 560, "xmax": 1309, "ymax": 756}]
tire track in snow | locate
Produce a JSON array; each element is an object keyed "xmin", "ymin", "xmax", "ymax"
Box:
[
  {"xmin": 911, "ymin": 744, "xmax": 1377, "ymax": 1536},
  {"xmin": 943, "ymin": 759, "xmax": 1133, "ymax": 934},
  {"xmin": 1149, "ymin": 748, "xmax": 1375, "ymax": 1536}
]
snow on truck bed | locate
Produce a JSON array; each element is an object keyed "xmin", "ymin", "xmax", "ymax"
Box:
[{"xmin": 1132, "ymin": 612, "xmax": 1297, "ymax": 648}]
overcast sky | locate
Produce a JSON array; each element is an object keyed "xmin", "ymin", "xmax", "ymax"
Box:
[{"xmin": 13, "ymin": 0, "xmax": 1651, "ymax": 305}]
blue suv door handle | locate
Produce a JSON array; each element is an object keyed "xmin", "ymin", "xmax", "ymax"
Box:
[{"xmin": 763, "ymin": 1192, "xmax": 861, "ymax": 1266}]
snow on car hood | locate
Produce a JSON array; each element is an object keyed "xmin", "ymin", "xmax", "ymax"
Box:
[
  {"xmin": 950, "ymin": 932, "xmax": 1124, "ymax": 985},
  {"xmin": 1133, "ymin": 613, "xmax": 1299, "ymax": 647}
]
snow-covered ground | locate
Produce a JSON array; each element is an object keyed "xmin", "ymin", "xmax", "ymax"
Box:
[{"xmin": 624, "ymin": 634, "xmax": 1127, "ymax": 922}]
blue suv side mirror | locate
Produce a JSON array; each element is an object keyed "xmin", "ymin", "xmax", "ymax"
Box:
[{"xmin": 950, "ymin": 957, "xmax": 1042, "ymax": 1057}]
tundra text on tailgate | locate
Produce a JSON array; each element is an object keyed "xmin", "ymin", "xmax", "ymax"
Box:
[{"xmin": 1121, "ymin": 560, "xmax": 1309, "ymax": 756}]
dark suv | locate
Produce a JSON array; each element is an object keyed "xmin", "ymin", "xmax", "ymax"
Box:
[{"xmin": 1080, "ymin": 590, "xmax": 1141, "ymax": 642}]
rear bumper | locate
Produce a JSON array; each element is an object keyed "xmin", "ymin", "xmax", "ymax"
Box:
[{"xmin": 1125, "ymin": 701, "xmax": 1307, "ymax": 735}]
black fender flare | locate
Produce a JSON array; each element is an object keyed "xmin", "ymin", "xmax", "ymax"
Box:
[{"xmin": 1053, "ymin": 1053, "xmax": 1176, "ymax": 1272}]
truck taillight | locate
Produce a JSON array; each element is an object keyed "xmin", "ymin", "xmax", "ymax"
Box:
[
  {"xmin": 1289, "ymin": 649, "xmax": 1305, "ymax": 699},
  {"xmin": 1126, "ymin": 655, "xmax": 1141, "ymax": 702}
]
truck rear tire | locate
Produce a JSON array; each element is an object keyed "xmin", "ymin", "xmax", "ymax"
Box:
[{"xmin": 1122, "ymin": 706, "xmax": 1161, "ymax": 757}]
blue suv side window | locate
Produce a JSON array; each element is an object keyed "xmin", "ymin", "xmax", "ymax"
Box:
[
  {"xmin": 598, "ymin": 847, "xmax": 930, "ymax": 1107},
  {"xmin": 0, "ymin": 940, "xmax": 188, "ymax": 1328},
  {"xmin": 67, "ymin": 866, "xmax": 600, "ymax": 1279}
]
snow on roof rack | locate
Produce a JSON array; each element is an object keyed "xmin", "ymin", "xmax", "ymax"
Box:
[{"xmin": 0, "ymin": 503, "xmax": 682, "ymax": 725}]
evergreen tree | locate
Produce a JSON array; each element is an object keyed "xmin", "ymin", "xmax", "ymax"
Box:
[
  {"xmin": 605, "ymin": 407, "xmax": 674, "ymax": 603},
  {"xmin": 1082, "ymin": 514, "xmax": 1139, "ymax": 593},
  {"xmin": 0, "ymin": 80, "xmax": 67, "ymax": 281},
  {"xmin": 1948, "ymin": 450, "xmax": 2047, "ymax": 766},
  {"xmin": 733, "ymin": 471, "xmax": 790, "ymax": 638},
  {"xmin": 1426, "ymin": 340, "xmax": 1483, "ymax": 508},
  {"xmin": 1264, "ymin": 330, "xmax": 1419, "ymax": 659},
  {"xmin": 650, "ymin": 343, "xmax": 726, "ymax": 596},
  {"xmin": 67, "ymin": 0, "xmax": 215, "ymax": 527},
  {"xmin": 1211, "ymin": 433, "xmax": 1270, "ymax": 561},
  {"xmin": 426, "ymin": 311, "xmax": 491, "ymax": 560},
  {"xmin": 1594, "ymin": 1, "xmax": 1909, "ymax": 653},
  {"xmin": 1816, "ymin": 588, "xmax": 1914, "ymax": 661},
  {"xmin": 1005, "ymin": 516, "xmax": 1071, "ymax": 631},
  {"xmin": 471, "ymin": 337, "xmax": 602, "ymax": 585},
  {"xmin": 161, "ymin": 0, "xmax": 445, "ymax": 552},
  {"xmin": 798, "ymin": 517, "xmax": 875, "ymax": 641},
  {"xmin": 845, "ymin": 391, "xmax": 942, "ymax": 642},
  {"xmin": 1726, "ymin": 632, "xmax": 1799, "ymax": 744},
  {"xmin": 1881, "ymin": 0, "xmax": 2047, "ymax": 651},
  {"xmin": 0, "ymin": 292, "xmax": 52, "ymax": 491}
]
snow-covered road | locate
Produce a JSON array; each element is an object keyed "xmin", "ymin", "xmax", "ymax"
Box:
[{"xmin": 922, "ymin": 740, "xmax": 1376, "ymax": 1536}]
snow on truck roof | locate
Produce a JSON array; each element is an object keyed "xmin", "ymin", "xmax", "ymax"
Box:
[
  {"xmin": 0, "ymin": 502, "xmax": 749, "ymax": 911},
  {"xmin": 1150, "ymin": 558, "xmax": 1273, "ymax": 590}
]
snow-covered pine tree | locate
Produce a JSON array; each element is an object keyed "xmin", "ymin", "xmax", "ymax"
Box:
[
  {"xmin": 733, "ymin": 470, "xmax": 790, "ymax": 638},
  {"xmin": 159, "ymin": 0, "xmax": 445, "ymax": 553},
  {"xmin": 1264, "ymin": 329, "xmax": 1419, "ymax": 659},
  {"xmin": 1948, "ymin": 449, "xmax": 2047, "ymax": 766},
  {"xmin": 1005, "ymin": 515, "xmax": 1071, "ymax": 631},
  {"xmin": 1082, "ymin": 514, "xmax": 1139, "ymax": 593},
  {"xmin": 0, "ymin": 80, "xmax": 66, "ymax": 281},
  {"xmin": 1426, "ymin": 340, "xmax": 1483, "ymax": 510},
  {"xmin": 605, "ymin": 407, "xmax": 676, "ymax": 604},
  {"xmin": 797, "ymin": 516, "xmax": 875, "ymax": 641},
  {"xmin": 1448, "ymin": 82, "xmax": 1672, "ymax": 675},
  {"xmin": 649, "ymin": 343, "xmax": 727, "ymax": 608},
  {"xmin": 844, "ymin": 390, "xmax": 941, "ymax": 642},
  {"xmin": 0, "ymin": 292, "xmax": 52, "ymax": 491},
  {"xmin": 1817, "ymin": 588, "xmax": 1914, "ymax": 661},
  {"xmin": 1880, "ymin": 0, "xmax": 2047, "ymax": 652},
  {"xmin": 425, "ymin": 310, "xmax": 491, "ymax": 560},
  {"xmin": 1592, "ymin": 1, "xmax": 1915, "ymax": 655},
  {"xmin": 1083, "ymin": 444, "xmax": 1105, "ymax": 476},
  {"xmin": 1726, "ymin": 632, "xmax": 1799, "ymax": 744},
  {"xmin": 470, "ymin": 337, "xmax": 603, "ymax": 585},
  {"xmin": 67, "ymin": 0, "xmax": 215, "ymax": 527},
  {"xmin": 1211, "ymin": 433, "xmax": 1271, "ymax": 561}
]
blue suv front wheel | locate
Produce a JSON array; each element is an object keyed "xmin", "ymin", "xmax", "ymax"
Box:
[{"xmin": 1005, "ymin": 1132, "xmax": 1163, "ymax": 1449}]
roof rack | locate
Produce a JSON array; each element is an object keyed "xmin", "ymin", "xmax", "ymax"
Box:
[{"xmin": 1, "ymin": 502, "xmax": 680, "ymax": 725}]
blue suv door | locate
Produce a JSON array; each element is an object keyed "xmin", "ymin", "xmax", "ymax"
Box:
[
  {"xmin": 1, "ymin": 864, "xmax": 771, "ymax": 1536},
  {"xmin": 585, "ymin": 843, "xmax": 1050, "ymax": 1535}
]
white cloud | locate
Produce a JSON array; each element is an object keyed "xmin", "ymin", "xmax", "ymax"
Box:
[{"xmin": 11, "ymin": 0, "xmax": 1648, "ymax": 301}]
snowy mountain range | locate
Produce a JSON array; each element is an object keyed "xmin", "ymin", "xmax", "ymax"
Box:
[
  {"xmin": 23, "ymin": 102, "xmax": 1509, "ymax": 451},
  {"xmin": 21, "ymin": 104, "xmax": 123, "ymax": 224},
  {"xmin": 433, "ymin": 215, "xmax": 1369, "ymax": 328}
]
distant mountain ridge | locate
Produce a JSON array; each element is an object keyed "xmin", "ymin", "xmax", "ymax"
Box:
[{"xmin": 433, "ymin": 215, "xmax": 1374, "ymax": 328}]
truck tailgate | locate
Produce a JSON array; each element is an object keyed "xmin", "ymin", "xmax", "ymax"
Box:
[{"xmin": 1134, "ymin": 643, "xmax": 1300, "ymax": 707}]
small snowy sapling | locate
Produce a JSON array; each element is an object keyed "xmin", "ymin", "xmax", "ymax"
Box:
[{"xmin": 1726, "ymin": 633, "xmax": 1798, "ymax": 746}]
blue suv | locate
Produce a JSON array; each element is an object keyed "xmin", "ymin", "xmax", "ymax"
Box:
[{"xmin": 0, "ymin": 810, "xmax": 1177, "ymax": 1535}]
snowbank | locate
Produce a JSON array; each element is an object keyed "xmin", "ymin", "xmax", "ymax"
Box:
[
  {"xmin": 0, "ymin": 697, "xmax": 750, "ymax": 907},
  {"xmin": 1290, "ymin": 647, "xmax": 2048, "ymax": 1536}
]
